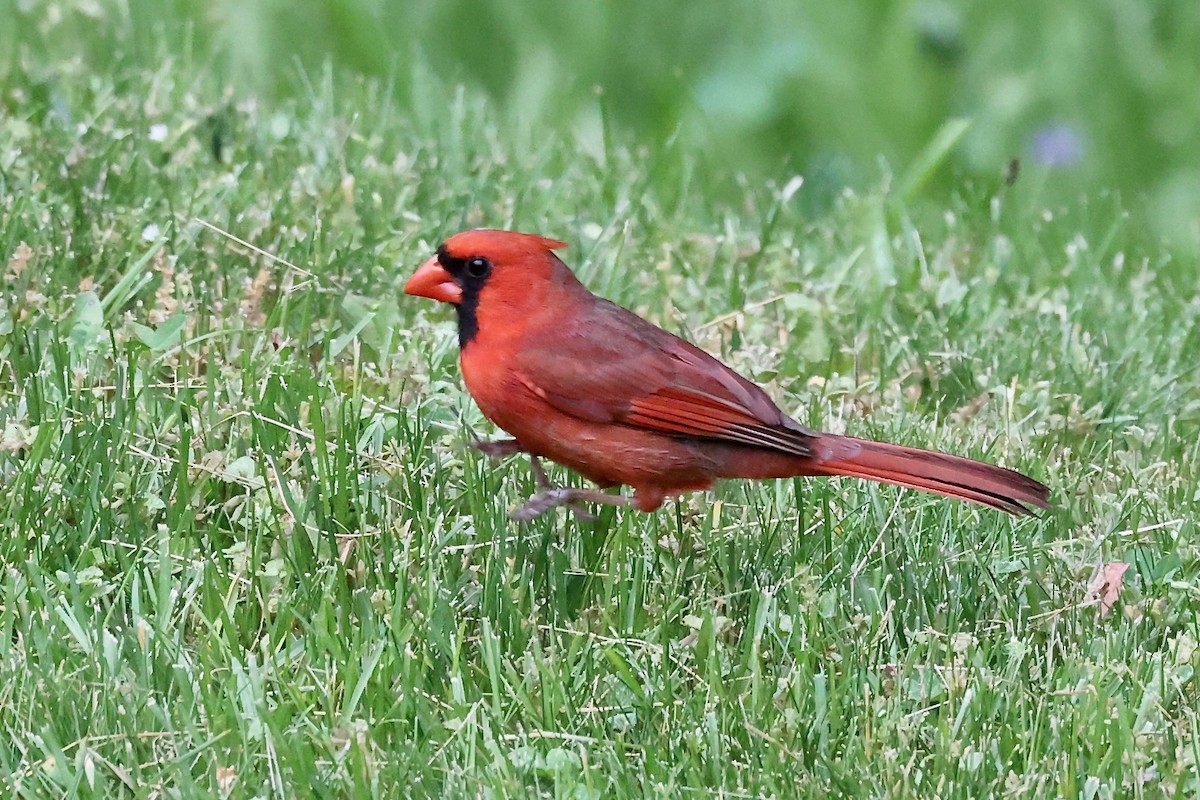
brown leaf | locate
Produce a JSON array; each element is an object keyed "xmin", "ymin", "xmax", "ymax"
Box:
[
  {"xmin": 7, "ymin": 241, "xmax": 32, "ymax": 276},
  {"xmin": 1087, "ymin": 562, "xmax": 1129, "ymax": 617},
  {"xmin": 241, "ymin": 267, "xmax": 270, "ymax": 326},
  {"xmin": 949, "ymin": 392, "xmax": 990, "ymax": 426}
]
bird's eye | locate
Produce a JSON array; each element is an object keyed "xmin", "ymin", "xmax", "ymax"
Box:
[{"xmin": 465, "ymin": 257, "xmax": 491, "ymax": 279}]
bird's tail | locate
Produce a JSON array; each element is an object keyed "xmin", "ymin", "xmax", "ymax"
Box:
[{"xmin": 804, "ymin": 435, "xmax": 1051, "ymax": 515}]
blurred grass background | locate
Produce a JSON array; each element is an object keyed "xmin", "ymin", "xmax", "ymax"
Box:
[
  {"xmin": 2, "ymin": 1, "xmax": 1199, "ymax": 797},
  {"xmin": 3, "ymin": 0, "xmax": 1197, "ymax": 251}
]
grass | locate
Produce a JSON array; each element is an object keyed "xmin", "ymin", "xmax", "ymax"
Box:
[
  {"xmin": 3, "ymin": 0, "xmax": 1197, "ymax": 250},
  {"xmin": 1, "ymin": 39, "xmax": 1199, "ymax": 800}
]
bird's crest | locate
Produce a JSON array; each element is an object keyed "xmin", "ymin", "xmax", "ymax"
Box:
[{"xmin": 439, "ymin": 229, "xmax": 567, "ymax": 262}]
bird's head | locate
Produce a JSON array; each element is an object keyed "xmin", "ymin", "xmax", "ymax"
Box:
[{"xmin": 405, "ymin": 229, "xmax": 572, "ymax": 346}]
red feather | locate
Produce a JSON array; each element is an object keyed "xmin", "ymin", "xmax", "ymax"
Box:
[{"xmin": 407, "ymin": 229, "xmax": 1051, "ymax": 516}]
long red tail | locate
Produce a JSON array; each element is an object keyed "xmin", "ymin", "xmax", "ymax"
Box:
[{"xmin": 807, "ymin": 436, "xmax": 1051, "ymax": 515}]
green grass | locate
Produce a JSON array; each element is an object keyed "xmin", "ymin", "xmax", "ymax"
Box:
[
  {"xmin": 2, "ymin": 33, "xmax": 1199, "ymax": 800},
  {"xmin": 3, "ymin": 0, "xmax": 1197, "ymax": 252}
]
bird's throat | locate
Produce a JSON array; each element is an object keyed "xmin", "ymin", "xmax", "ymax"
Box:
[{"xmin": 455, "ymin": 288, "xmax": 481, "ymax": 347}]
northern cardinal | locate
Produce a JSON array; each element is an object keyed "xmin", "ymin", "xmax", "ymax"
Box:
[{"xmin": 405, "ymin": 229, "xmax": 1050, "ymax": 520}]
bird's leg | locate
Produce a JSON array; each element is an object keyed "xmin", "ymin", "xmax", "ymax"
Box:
[
  {"xmin": 475, "ymin": 440, "xmax": 619, "ymax": 521},
  {"xmin": 509, "ymin": 485, "xmax": 628, "ymax": 522},
  {"xmin": 513, "ymin": 455, "xmax": 605, "ymax": 522},
  {"xmin": 528, "ymin": 455, "xmax": 553, "ymax": 490},
  {"xmin": 471, "ymin": 437, "xmax": 525, "ymax": 459},
  {"xmin": 530, "ymin": 455, "xmax": 595, "ymax": 520}
]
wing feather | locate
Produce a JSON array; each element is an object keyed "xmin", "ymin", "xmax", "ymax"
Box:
[{"xmin": 514, "ymin": 299, "xmax": 814, "ymax": 457}]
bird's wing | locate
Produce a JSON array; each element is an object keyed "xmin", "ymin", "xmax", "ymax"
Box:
[{"xmin": 513, "ymin": 299, "xmax": 815, "ymax": 457}]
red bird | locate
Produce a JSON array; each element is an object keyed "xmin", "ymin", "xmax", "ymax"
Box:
[{"xmin": 405, "ymin": 229, "xmax": 1051, "ymax": 520}]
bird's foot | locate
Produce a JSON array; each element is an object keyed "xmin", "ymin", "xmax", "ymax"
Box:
[
  {"xmin": 516, "ymin": 458, "xmax": 597, "ymax": 520},
  {"xmin": 509, "ymin": 487, "xmax": 629, "ymax": 522},
  {"xmin": 471, "ymin": 447, "xmax": 618, "ymax": 521},
  {"xmin": 471, "ymin": 438, "xmax": 525, "ymax": 459}
]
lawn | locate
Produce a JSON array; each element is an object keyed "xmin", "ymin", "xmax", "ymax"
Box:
[{"xmin": 1, "ymin": 5, "xmax": 1198, "ymax": 799}]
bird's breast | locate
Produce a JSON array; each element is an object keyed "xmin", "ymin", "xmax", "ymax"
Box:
[
  {"xmin": 458, "ymin": 343, "xmax": 727, "ymax": 491},
  {"xmin": 459, "ymin": 339, "xmax": 552, "ymax": 439}
]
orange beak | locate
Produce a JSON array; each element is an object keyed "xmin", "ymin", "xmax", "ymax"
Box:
[{"xmin": 404, "ymin": 256, "xmax": 462, "ymax": 304}]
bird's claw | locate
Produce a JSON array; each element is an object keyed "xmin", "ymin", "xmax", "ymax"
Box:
[
  {"xmin": 509, "ymin": 489, "xmax": 575, "ymax": 521},
  {"xmin": 508, "ymin": 487, "xmax": 625, "ymax": 522},
  {"xmin": 470, "ymin": 446, "xmax": 600, "ymax": 520}
]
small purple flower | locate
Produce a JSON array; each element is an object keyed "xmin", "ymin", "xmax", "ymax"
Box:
[{"xmin": 1031, "ymin": 123, "xmax": 1085, "ymax": 168}]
